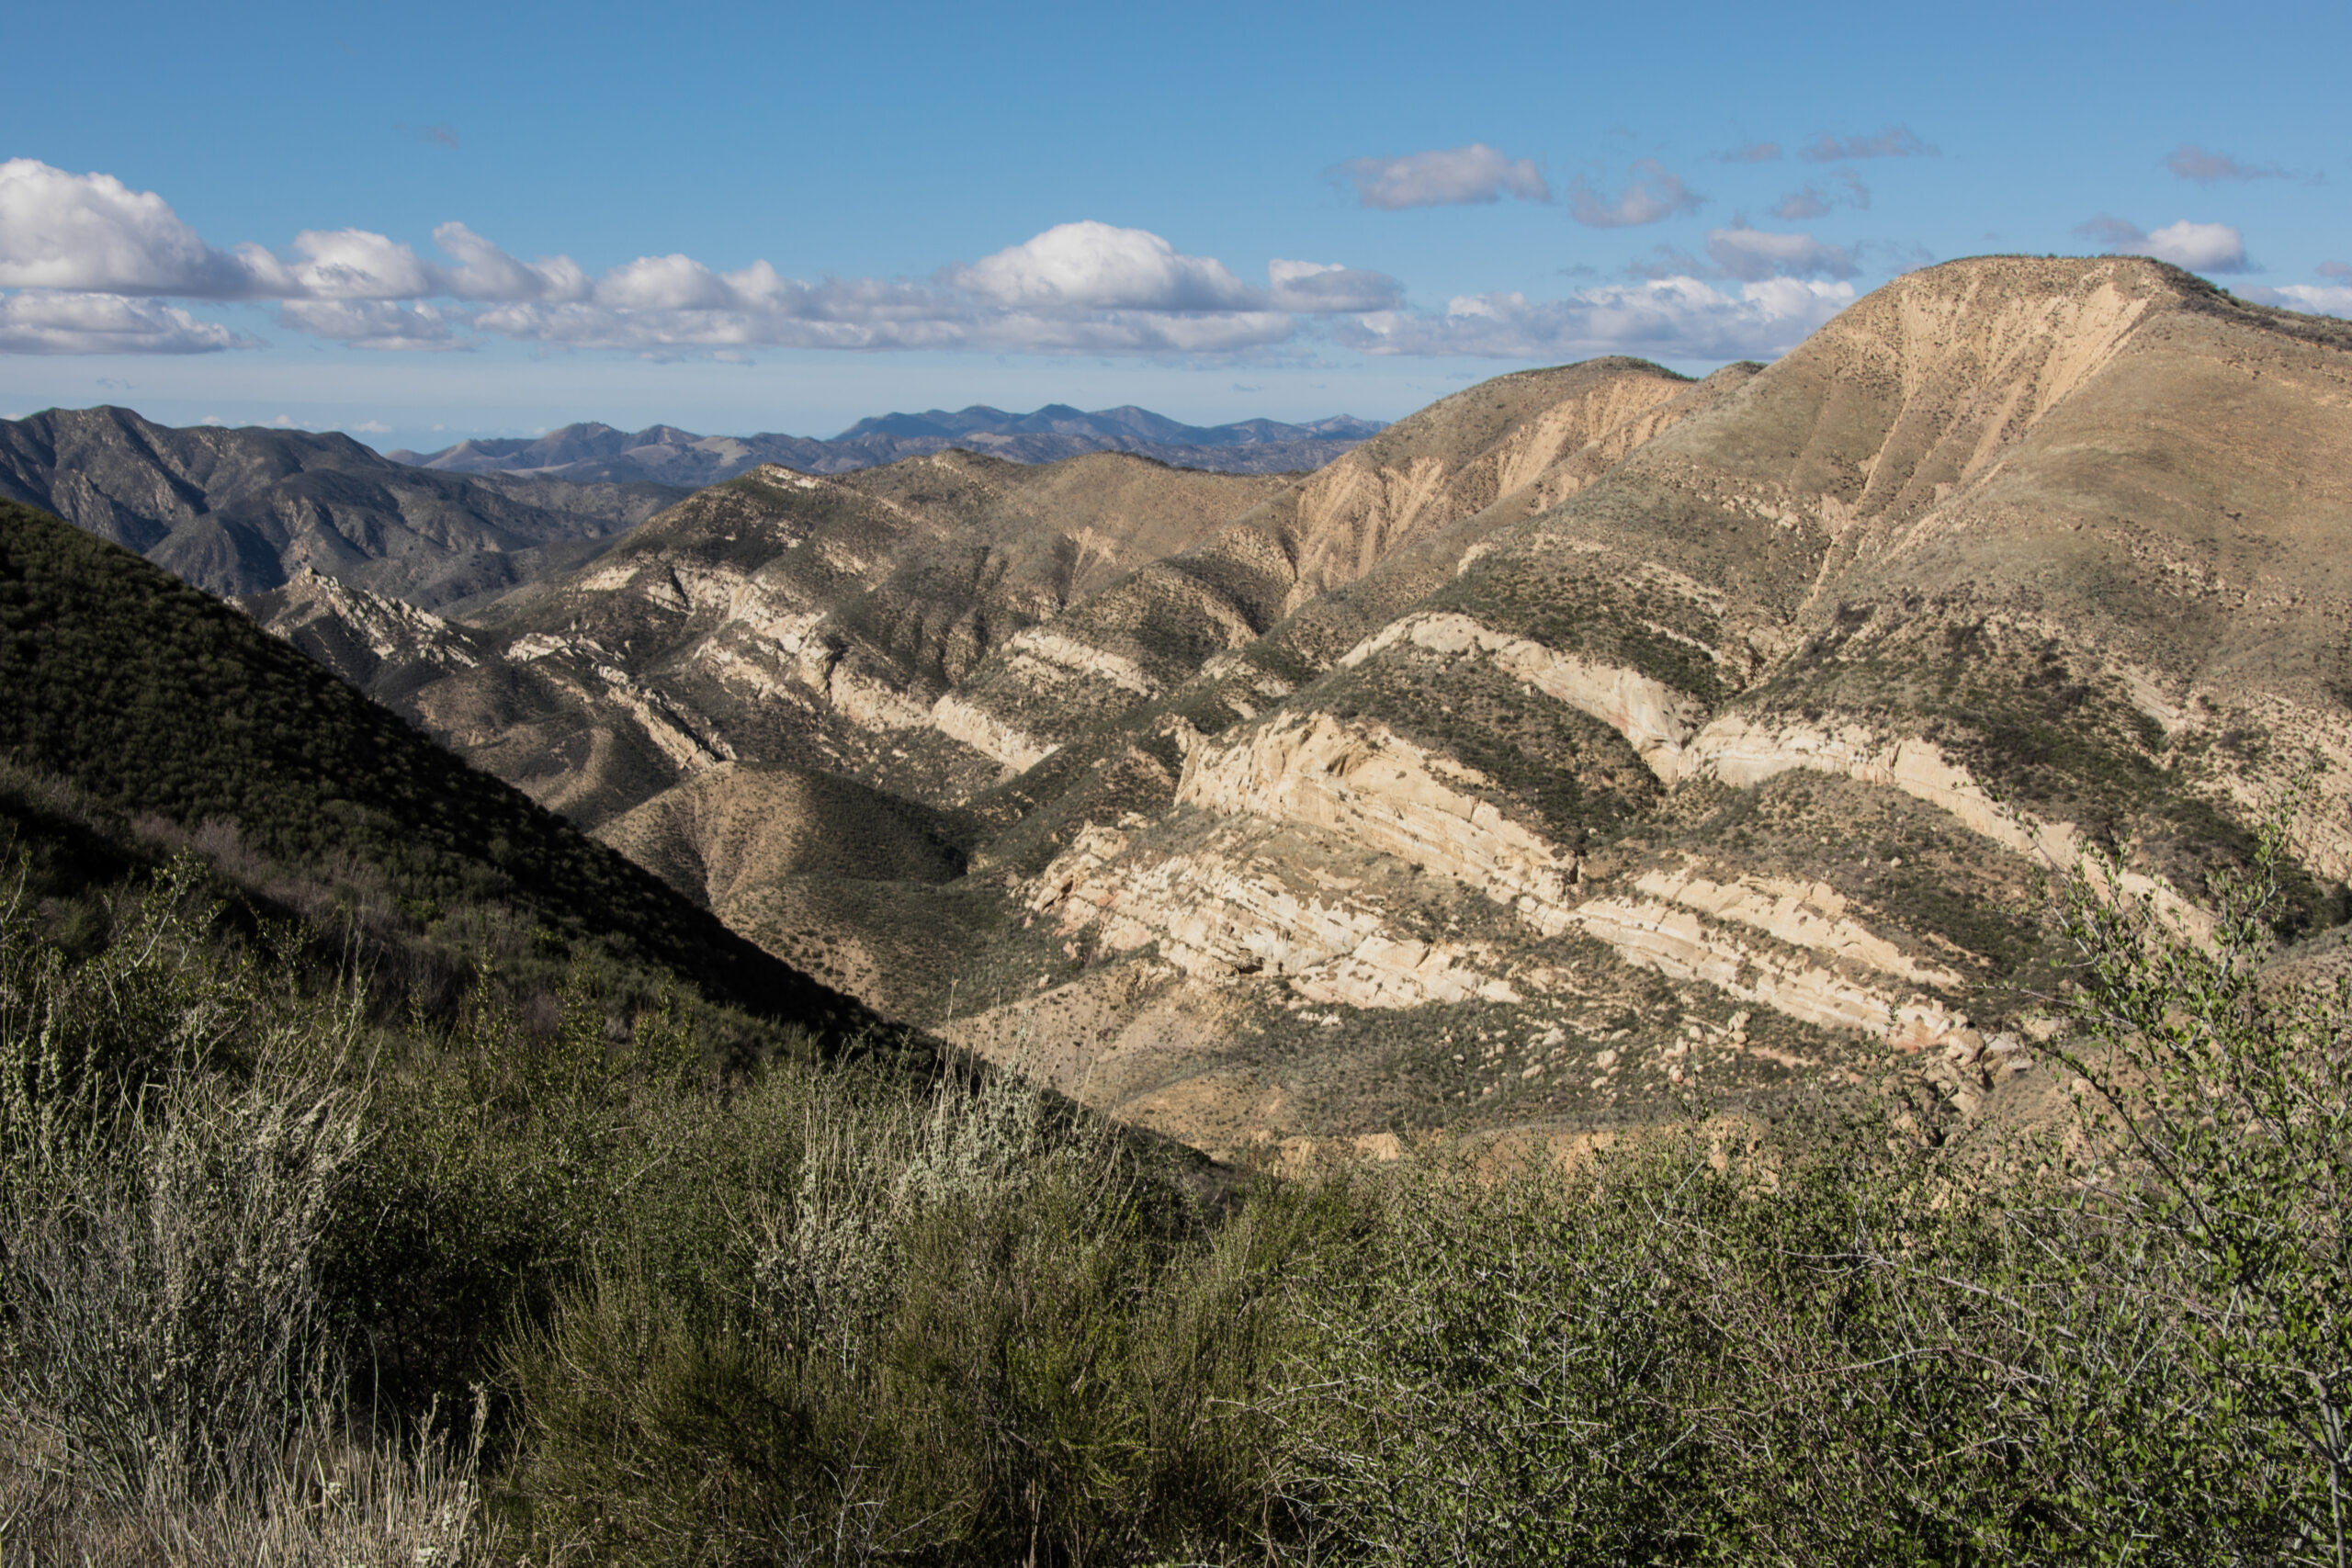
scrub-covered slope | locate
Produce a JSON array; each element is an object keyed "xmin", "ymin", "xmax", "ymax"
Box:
[{"xmin": 0, "ymin": 497, "xmax": 871, "ymax": 1030}]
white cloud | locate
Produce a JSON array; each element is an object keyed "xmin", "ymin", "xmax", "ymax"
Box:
[
  {"xmin": 277, "ymin": 299, "xmax": 462, "ymax": 351},
  {"xmin": 1717, "ymin": 141, "xmax": 1782, "ymax": 164},
  {"xmin": 1567, "ymin": 161, "xmax": 1702, "ymax": 228},
  {"xmin": 951, "ymin": 221, "xmax": 1261, "ymax": 311},
  {"xmin": 280, "ymin": 228, "xmax": 439, "ymax": 299},
  {"xmin": 470, "ymin": 297, "xmax": 1293, "ymax": 357},
  {"xmin": 431, "ymin": 222, "xmax": 590, "ymax": 301},
  {"xmin": 2243, "ymin": 284, "xmax": 2352, "ymax": 318},
  {"xmin": 2143, "ymin": 220, "xmax": 2251, "ymax": 272},
  {"xmin": 0, "ymin": 162, "xmax": 1338, "ymax": 360},
  {"xmin": 1330, "ymin": 144, "xmax": 1549, "ymax": 209},
  {"xmin": 0, "ymin": 163, "xmax": 590, "ymax": 313},
  {"xmin": 0, "ymin": 290, "xmax": 253, "ymax": 354},
  {"xmin": 1268, "ymin": 259, "xmax": 1404, "ymax": 313},
  {"xmin": 1338, "ymin": 275, "xmax": 1853, "ymax": 361},
  {"xmin": 2077, "ymin": 215, "xmax": 2251, "ymax": 274},
  {"xmin": 1704, "ymin": 227, "xmax": 1858, "ymax": 281},
  {"xmin": 0, "ymin": 160, "xmax": 265, "ymax": 297},
  {"xmin": 592, "ymin": 253, "xmax": 748, "ymax": 311},
  {"xmin": 346, "ymin": 420, "xmax": 393, "ymax": 434}
]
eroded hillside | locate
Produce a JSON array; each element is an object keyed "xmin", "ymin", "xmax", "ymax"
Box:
[{"xmin": 251, "ymin": 257, "xmax": 2352, "ymax": 1161}]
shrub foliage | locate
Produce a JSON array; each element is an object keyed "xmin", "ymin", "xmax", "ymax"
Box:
[{"xmin": 4, "ymin": 820, "xmax": 2349, "ymax": 1564}]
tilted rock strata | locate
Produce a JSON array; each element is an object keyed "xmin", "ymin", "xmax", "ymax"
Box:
[
  {"xmin": 1341, "ymin": 612, "xmax": 1706, "ymax": 776},
  {"xmin": 1176, "ymin": 712, "xmax": 1579, "ymax": 931}
]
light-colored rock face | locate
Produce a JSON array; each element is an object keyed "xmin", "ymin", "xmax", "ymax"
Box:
[
  {"xmin": 1567, "ymin": 890, "xmax": 1967, "ymax": 1048},
  {"xmin": 1342, "ymin": 613, "xmax": 1707, "ymax": 776},
  {"xmin": 1003, "ymin": 626, "xmax": 1157, "ymax": 697},
  {"xmin": 1023, "ymin": 703, "xmax": 1987, "ymax": 1047},
  {"xmin": 1029, "ymin": 820, "xmax": 1521, "ymax": 1010},
  {"xmin": 1681, "ymin": 716, "xmax": 2043, "ymax": 850},
  {"xmin": 931, "ymin": 693, "xmax": 1058, "ymax": 774},
  {"xmin": 254, "ymin": 568, "xmax": 481, "ymax": 674},
  {"xmin": 1177, "ymin": 711, "xmax": 1578, "ymax": 931},
  {"xmin": 1809, "ymin": 262, "xmax": 2155, "ymax": 501},
  {"xmin": 1562, "ymin": 859, "xmax": 1972, "ymax": 1050},
  {"xmin": 1675, "ymin": 714, "xmax": 2212, "ymax": 938},
  {"xmin": 1630, "ymin": 864, "xmax": 1966, "ymax": 991}
]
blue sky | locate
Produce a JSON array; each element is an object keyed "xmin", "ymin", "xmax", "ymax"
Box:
[{"xmin": 1, "ymin": 0, "xmax": 2345, "ymax": 448}]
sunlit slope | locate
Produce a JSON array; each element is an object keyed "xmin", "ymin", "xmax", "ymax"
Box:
[{"xmin": 989, "ymin": 258, "xmax": 2352, "ymax": 1154}]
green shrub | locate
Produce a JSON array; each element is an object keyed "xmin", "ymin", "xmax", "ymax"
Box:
[{"xmin": 7, "ymin": 781, "xmax": 2350, "ymax": 1564}]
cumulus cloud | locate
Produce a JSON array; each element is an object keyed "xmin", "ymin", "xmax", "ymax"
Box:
[
  {"xmin": 2244, "ymin": 284, "xmax": 2352, "ymax": 317},
  {"xmin": 277, "ymin": 299, "xmax": 462, "ymax": 351},
  {"xmin": 0, "ymin": 160, "xmax": 268, "ymax": 297},
  {"xmin": 950, "ymin": 221, "xmax": 1262, "ymax": 310},
  {"xmin": 2143, "ymin": 220, "xmax": 2250, "ymax": 271},
  {"xmin": 2166, "ymin": 144, "xmax": 2284, "ymax": 183},
  {"xmin": 1704, "ymin": 227, "xmax": 1858, "ymax": 281},
  {"xmin": 277, "ymin": 229, "xmax": 441, "ymax": 299},
  {"xmin": 0, "ymin": 161, "xmax": 1359, "ymax": 360},
  {"xmin": 468, "ymin": 231, "xmax": 1299, "ymax": 357},
  {"xmin": 1337, "ymin": 274, "xmax": 1852, "ymax": 361},
  {"xmin": 2241, "ymin": 265, "xmax": 2352, "ymax": 317},
  {"xmin": 1567, "ymin": 160, "xmax": 1702, "ymax": 228},
  {"xmin": 0, "ymin": 291, "xmax": 253, "ymax": 354},
  {"xmin": 1329, "ymin": 144, "xmax": 1549, "ymax": 209},
  {"xmin": 1801, "ymin": 126, "xmax": 1936, "ymax": 162},
  {"xmin": 430, "ymin": 222, "xmax": 589, "ymax": 302},
  {"xmin": 1268, "ymin": 259, "xmax": 1404, "ymax": 313},
  {"xmin": 2075, "ymin": 215, "xmax": 2252, "ymax": 273}
]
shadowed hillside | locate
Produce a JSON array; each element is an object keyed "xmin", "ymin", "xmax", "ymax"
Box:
[{"xmin": 0, "ymin": 497, "xmax": 878, "ymax": 1034}]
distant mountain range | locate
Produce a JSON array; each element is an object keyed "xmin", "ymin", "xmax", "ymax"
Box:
[
  {"xmin": 0, "ymin": 406, "xmax": 685, "ymax": 606},
  {"xmin": 385, "ymin": 405, "xmax": 1385, "ymax": 485}
]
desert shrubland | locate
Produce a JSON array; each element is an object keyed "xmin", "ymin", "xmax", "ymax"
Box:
[{"xmin": 2, "ymin": 821, "xmax": 2347, "ymax": 1564}]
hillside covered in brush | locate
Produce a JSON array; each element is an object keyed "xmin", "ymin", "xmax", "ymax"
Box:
[{"xmin": 0, "ymin": 497, "xmax": 880, "ymax": 1037}]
